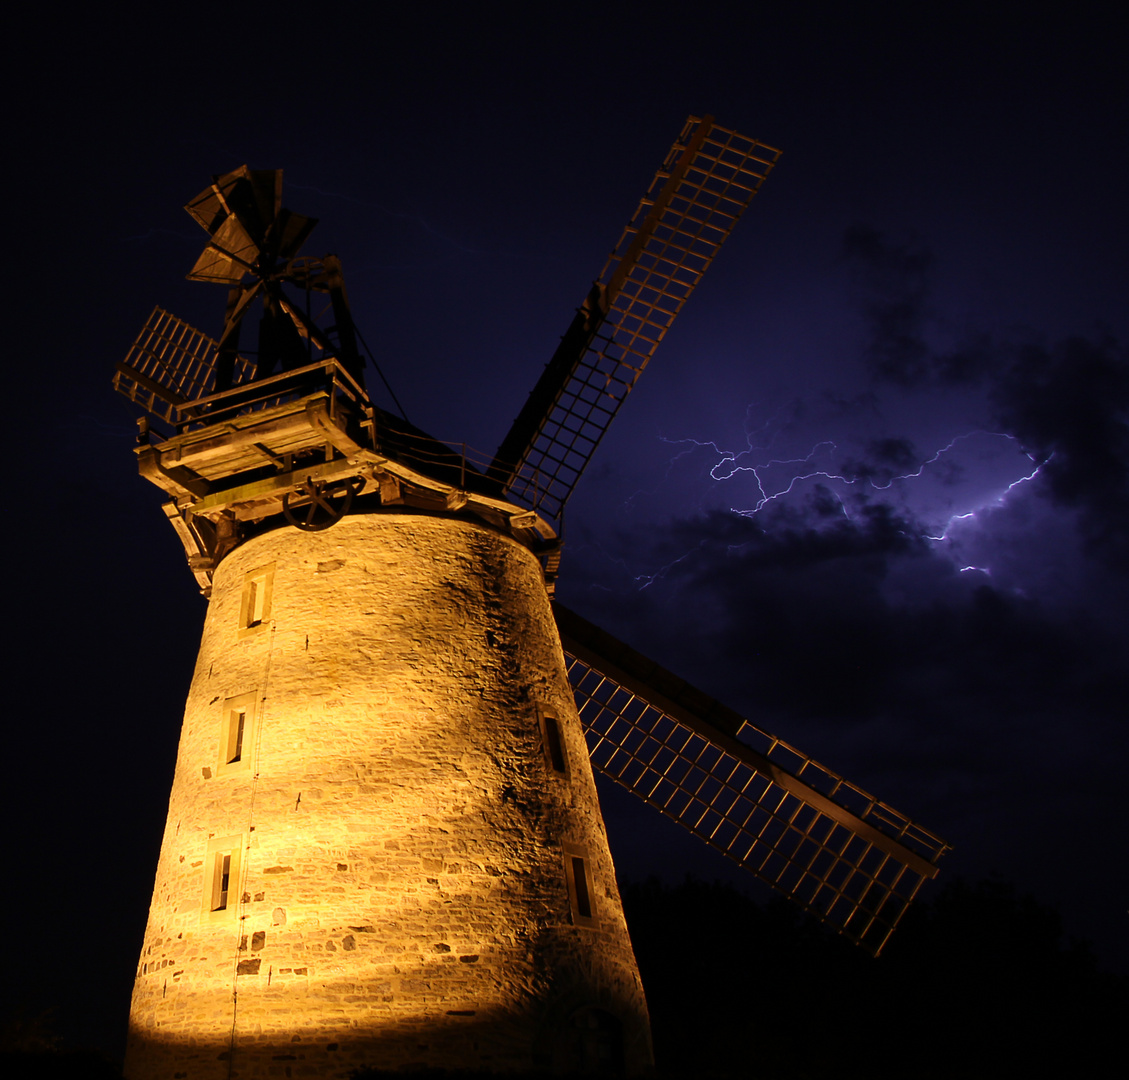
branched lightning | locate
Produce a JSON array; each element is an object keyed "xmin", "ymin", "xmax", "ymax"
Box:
[
  {"xmin": 626, "ymin": 425, "xmax": 1051, "ymax": 589},
  {"xmin": 660, "ymin": 435, "xmax": 853, "ymax": 513},
  {"xmin": 924, "ymin": 453, "xmax": 1047, "ymax": 541},
  {"xmin": 665, "ymin": 429, "xmax": 1033, "ymax": 516},
  {"xmin": 924, "ymin": 512, "xmax": 977, "ymax": 542},
  {"xmin": 633, "ymin": 548, "xmax": 700, "ymax": 590}
]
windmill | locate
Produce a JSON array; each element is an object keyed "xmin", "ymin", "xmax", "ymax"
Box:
[{"xmin": 116, "ymin": 119, "xmax": 949, "ymax": 1080}]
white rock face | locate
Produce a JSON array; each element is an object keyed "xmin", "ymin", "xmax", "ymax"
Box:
[{"xmin": 125, "ymin": 513, "xmax": 651, "ymax": 1078}]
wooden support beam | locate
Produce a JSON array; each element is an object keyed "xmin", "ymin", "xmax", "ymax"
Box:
[
  {"xmin": 137, "ymin": 446, "xmax": 211, "ymax": 499},
  {"xmin": 188, "ymin": 457, "xmax": 366, "ymax": 518}
]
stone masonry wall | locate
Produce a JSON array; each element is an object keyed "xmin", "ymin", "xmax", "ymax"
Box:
[{"xmin": 124, "ymin": 512, "xmax": 652, "ymax": 1079}]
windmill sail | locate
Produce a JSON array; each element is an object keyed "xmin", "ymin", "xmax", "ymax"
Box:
[
  {"xmin": 113, "ymin": 307, "xmax": 258, "ymax": 426},
  {"xmin": 491, "ymin": 117, "xmax": 780, "ymax": 529},
  {"xmin": 555, "ymin": 603, "xmax": 950, "ymax": 955}
]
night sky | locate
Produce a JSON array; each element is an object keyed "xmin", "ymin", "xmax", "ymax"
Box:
[{"xmin": 9, "ymin": 2, "xmax": 1126, "ymax": 1062}]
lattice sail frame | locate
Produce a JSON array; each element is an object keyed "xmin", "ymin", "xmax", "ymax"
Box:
[
  {"xmin": 113, "ymin": 307, "xmax": 257, "ymax": 425},
  {"xmin": 501, "ymin": 117, "xmax": 781, "ymax": 524},
  {"xmin": 561, "ymin": 626, "xmax": 949, "ymax": 955}
]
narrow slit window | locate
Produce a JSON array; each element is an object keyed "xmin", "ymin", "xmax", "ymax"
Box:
[
  {"xmin": 539, "ymin": 708, "xmax": 570, "ymax": 777},
  {"xmin": 571, "ymin": 857, "xmax": 592, "ymax": 919},
  {"xmin": 238, "ymin": 564, "xmax": 275, "ymax": 636},
  {"xmin": 212, "ymin": 853, "xmax": 231, "ymax": 911},
  {"xmin": 564, "ymin": 844, "xmax": 598, "ymax": 928},
  {"xmin": 545, "ymin": 716, "xmax": 567, "ymax": 773},
  {"xmin": 227, "ymin": 709, "xmax": 246, "ymax": 764},
  {"xmin": 217, "ymin": 692, "xmax": 257, "ymax": 776},
  {"xmin": 202, "ymin": 836, "xmax": 243, "ymax": 923}
]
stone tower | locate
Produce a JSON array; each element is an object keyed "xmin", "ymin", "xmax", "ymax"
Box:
[
  {"xmin": 124, "ymin": 512, "xmax": 652, "ymax": 1078},
  {"xmin": 116, "ymin": 158, "xmax": 660, "ymax": 1073}
]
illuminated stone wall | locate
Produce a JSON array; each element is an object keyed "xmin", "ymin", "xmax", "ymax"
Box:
[{"xmin": 125, "ymin": 513, "xmax": 651, "ymax": 1078}]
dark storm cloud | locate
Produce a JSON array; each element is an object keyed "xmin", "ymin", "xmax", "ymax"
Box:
[
  {"xmin": 991, "ymin": 336, "xmax": 1129, "ymax": 567},
  {"xmin": 844, "ymin": 222, "xmax": 1129, "ymax": 569},
  {"xmin": 838, "ymin": 436, "xmax": 922, "ymax": 486},
  {"xmin": 844, "ymin": 225, "xmax": 998, "ymax": 388},
  {"xmin": 842, "ymin": 224, "xmax": 934, "ymax": 387},
  {"xmin": 573, "ymin": 478, "xmax": 1125, "ymax": 743}
]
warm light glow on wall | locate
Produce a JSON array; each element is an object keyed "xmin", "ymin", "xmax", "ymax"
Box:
[{"xmin": 125, "ymin": 514, "xmax": 651, "ymax": 1079}]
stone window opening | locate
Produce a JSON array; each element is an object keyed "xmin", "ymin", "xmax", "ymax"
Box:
[
  {"xmin": 563, "ymin": 843, "xmax": 598, "ymax": 928},
  {"xmin": 202, "ymin": 836, "xmax": 243, "ymax": 923},
  {"xmin": 539, "ymin": 708, "xmax": 569, "ymax": 778},
  {"xmin": 217, "ymin": 692, "xmax": 258, "ymax": 776},
  {"xmin": 212, "ymin": 853, "xmax": 232, "ymax": 911},
  {"xmin": 238, "ymin": 564, "xmax": 275, "ymax": 636},
  {"xmin": 227, "ymin": 710, "xmax": 246, "ymax": 764}
]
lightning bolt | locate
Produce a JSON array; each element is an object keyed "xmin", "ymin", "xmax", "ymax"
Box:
[
  {"xmin": 634, "ymin": 548, "xmax": 699, "ymax": 590},
  {"xmin": 924, "ymin": 453, "xmax": 1047, "ymax": 542},
  {"xmin": 625, "ymin": 428, "xmax": 1049, "ymax": 589}
]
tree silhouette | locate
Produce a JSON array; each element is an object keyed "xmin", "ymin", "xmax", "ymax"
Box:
[{"xmin": 621, "ymin": 876, "xmax": 1126, "ymax": 1080}]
